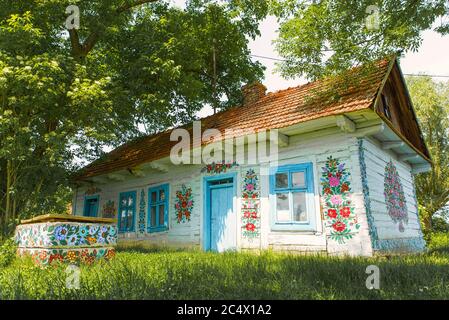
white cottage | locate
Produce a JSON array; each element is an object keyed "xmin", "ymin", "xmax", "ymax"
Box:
[{"xmin": 72, "ymin": 57, "xmax": 430, "ymax": 256}]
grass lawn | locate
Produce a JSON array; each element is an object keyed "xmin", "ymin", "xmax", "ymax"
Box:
[{"xmin": 1, "ymin": 244, "xmax": 449, "ymax": 299}]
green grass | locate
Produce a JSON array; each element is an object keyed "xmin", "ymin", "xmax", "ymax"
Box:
[{"xmin": 1, "ymin": 244, "xmax": 449, "ymax": 299}]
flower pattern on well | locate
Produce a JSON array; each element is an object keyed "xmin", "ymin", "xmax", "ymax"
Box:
[
  {"xmin": 384, "ymin": 160, "xmax": 408, "ymax": 232},
  {"xmin": 17, "ymin": 247, "xmax": 115, "ymax": 266},
  {"xmin": 321, "ymin": 156, "xmax": 360, "ymax": 244},
  {"xmin": 14, "ymin": 223, "xmax": 117, "ymax": 248}
]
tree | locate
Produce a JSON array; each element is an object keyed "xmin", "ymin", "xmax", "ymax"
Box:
[
  {"xmin": 406, "ymin": 76, "xmax": 449, "ymax": 235},
  {"xmin": 0, "ymin": 0, "xmax": 268, "ymax": 237},
  {"xmin": 272, "ymin": 0, "xmax": 449, "ymax": 80}
]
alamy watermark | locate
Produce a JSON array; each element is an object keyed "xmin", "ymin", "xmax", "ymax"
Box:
[
  {"xmin": 65, "ymin": 5, "xmax": 80, "ymax": 30},
  {"xmin": 170, "ymin": 120, "xmax": 280, "ymax": 175},
  {"xmin": 365, "ymin": 5, "xmax": 380, "ymax": 31},
  {"xmin": 65, "ymin": 264, "xmax": 80, "ymax": 290},
  {"xmin": 365, "ymin": 265, "xmax": 380, "ymax": 290}
]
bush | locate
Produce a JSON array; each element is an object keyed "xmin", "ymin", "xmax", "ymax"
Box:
[
  {"xmin": 427, "ymin": 232, "xmax": 449, "ymax": 253},
  {"xmin": 0, "ymin": 238, "xmax": 17, "ymax": 268}
]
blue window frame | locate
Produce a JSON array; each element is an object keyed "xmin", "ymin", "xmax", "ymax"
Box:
[
  {"xmin": 148, "ymin": 184, "xmax": 169, "ymax": 233},
  {"xmin": 83, "ymin": 195, "xmax": 99, "ymax": 217},
  {"xmin": 118, "ymin": 191, "xmax": 136, "ymax": 233},
  {"xmin": 269, "ymin": 163, "xmax": 316, "ymax": 231}
]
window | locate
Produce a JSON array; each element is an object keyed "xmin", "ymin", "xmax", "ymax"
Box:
[
  {"xmin": 118, "ymin": 191, "xmax": 136, "ymax": 233},
  {"xmin": 269, "ymin": 163, "xmax": 316, "ymax": 231},
  {"xmin": 148, "ymin": 184, "xmax": 169, "ymax": 232},
  {"xmin": 83, "ymin": 195, "xmax": 99, "ymax": 217}
]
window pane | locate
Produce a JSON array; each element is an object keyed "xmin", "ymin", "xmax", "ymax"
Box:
[
  {"xmin": 128, "ymin": 196, "xmax": 133, "ymax": 207},
  {"xmin": 158, "ymin": 204, "xmax": 165, "ymax": 226},
  {"xmin": 151, "ymin": 191, "xmax": 157, "ymax": 203},
  {"xmin": 159, "ymin": 189, "xmax": 165, "ymax": 201},
  {"xmin": 275, "ymin": 173, "xmax": 288, "ymax": 189},
  {"xmin": 276, "ymin": 193, "xmax": 290, "ymax": 221},
  {"xmin": 292, "ymin": 171, "xmax": 306, "ymax": 188},
  {"xmin": 150, "ymin": 206, "xmax": 156, "ymax": 227},
  {"xmin": 126, "ymin": 214, "xmax": 133, "ymax": 230},
  {"xmin": 292, "ymin": 192, "xmax": 307, "ymax": 221}
]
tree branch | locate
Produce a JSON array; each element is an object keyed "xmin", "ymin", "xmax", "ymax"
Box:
[{"xmin": 68, "ymin": 0, "xmax": 160, "ymax": 59}]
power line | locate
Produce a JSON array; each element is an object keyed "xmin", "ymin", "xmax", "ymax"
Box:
[
  {"xmin": 403, "ymin": 73, "xmax": 449, "ymax": 78},
  {"xmin": 250, "ymin": 54, "xmax": 449, "ymax": 78}
]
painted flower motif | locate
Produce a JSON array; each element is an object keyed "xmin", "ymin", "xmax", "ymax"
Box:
[
  {"xmin": 245, "ymin": 183, "xmax": 255, "ymax": 191},
  {"xmin": 332, "ymin": 221, "xmax": 346, "ymax": 232},
  {"xmin": 329, "ymin": 176, "xmax": 340, "ymax": 187},
  {"xmin": 67, "ymin": 251, "xmax": 77, "ymax": 263},
  {"xmin": 175, "ymin": 185, "xmax": 194, "ymax": 223},
  {"xmin": 321, "ymin": 156, "xmax": 360, "ymax": 244},
  {"xmin": 245, "ymin": 223, "xmax": 256, "ymax": 232},
  {"xmin": 79, "ymin": 226, "xmax": 89, "ymax": 237},
  {"xmin": 67, "ymin": 234, "xmax": 79, "ymax": 246},
  {"xmin": 327, "ymin": 209, "xmax": 337, "ymax": 219},
  {"xmin": 241, "ymin": 169, "xmax": 260, "ymax": 239},
  {"xmin": 89, "ymin": 226, "xmax": 99, "ymax": 235},
  {"xmin": 54, "ymin": 226, "xmax": 68, "ymax": 241},
  {"xmin": 384, "ymin": 160, "xmax": 408, "ymax": 232},
  {"xmin": 86, "ymin": 236, "xmax": 97, "ymax": 244},
  {"xmin": 340, "ymin": 207, "xmax": 351, "ymax": 218},
  {"xmin": 330, "ymin": 195, "xmax": 342, "ymax": 205}
]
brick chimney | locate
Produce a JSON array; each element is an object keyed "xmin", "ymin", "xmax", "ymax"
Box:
[{"xmin": 242, "ymin": 82, "xmax": 267, "ymax": 105}]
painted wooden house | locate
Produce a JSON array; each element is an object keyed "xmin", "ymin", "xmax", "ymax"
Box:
[{"xmin": 71, "ymin": 57, "xmax": 430, "ymax": 256}]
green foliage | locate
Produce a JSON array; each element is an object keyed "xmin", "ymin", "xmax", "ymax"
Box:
[
  {"xmin": 406, "ymin": 77, "xmax": 449, "ymax": 235},
  {"xmin": 0, "ymin": 238, "xmax": 17, "ymax": 268},
  {"xmin": 427, "ymin": 233, "xmax": 449, "ymax": 254},
  {"xmin": 273, "ymin": 0, "xmax": 449, "ymax": 79},
  {"xmin": 0, "ymin": 0, "xmax": 267, "ymax": 236},
  {"xmin": 1, "ymin": 249, "xmax": 449, "ymax": 299}
]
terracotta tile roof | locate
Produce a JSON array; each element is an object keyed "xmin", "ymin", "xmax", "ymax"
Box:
[{"xmin": 74, "ymin": 58, "xmax": 392, "ymax": 180}]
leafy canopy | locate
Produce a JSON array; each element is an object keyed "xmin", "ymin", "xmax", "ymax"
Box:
[
  {"xmin": 273, "ymin": 0, "xmax": 449, "ymax": 80},
  {"xmin": 0, "ymin": 0, "xmax": 268, "ymax": 234}
]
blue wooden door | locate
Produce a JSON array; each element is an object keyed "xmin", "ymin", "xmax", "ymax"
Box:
[{"xmin": 208, "ymin": 181, "xmax": 236, "ymax": 252}]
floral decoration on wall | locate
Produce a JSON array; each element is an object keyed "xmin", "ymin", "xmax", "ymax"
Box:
[
  {"xmin": 138, "ymin": 189, "xmax": 146, "ymax": 233},
  {"xmin": 85, "ymin": 187, "xmax": 101, "ymax": 195},
  {"xmin": 201, "ymin": 161, "xmax": 239, "ymax": 174},
  {"xmin": 175, "ymin": 184, "xmax": 193, "ymax": 223},
  {"xmin": 102, "ymin": 200, "xmax": 116, "ymax": 218},
  {"xmin": 241, "ymin": 169, "xmax": 260, "ymax": 239},
  {"xmin": 321, "ymin": 156, "xmax": 360, "ymax": 244},
  {"xmin": 384, "ymin": 160, "xmax": 408, "ymax": 232}
]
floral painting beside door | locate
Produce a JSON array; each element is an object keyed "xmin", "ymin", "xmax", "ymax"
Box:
[
  {"xmin": 321, "ymin": 156, "xmax": 360, "ymax": 244},
  {"xmin": 241, "ymin": 168, "xmax": 260, "ymax": 239}
]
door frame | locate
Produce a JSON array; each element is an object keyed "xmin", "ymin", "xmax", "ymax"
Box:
[{"xmin": 202, "ymin": 172, "xmax": 237, "ymax": 251}]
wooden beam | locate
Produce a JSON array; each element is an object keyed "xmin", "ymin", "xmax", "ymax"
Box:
[
  {"xmin": 411, "ymin": 163, "xmax": 432, "ymax": 174},
  {"xmin": 91, "ymin": 176, "xmax": 109, "ymax": 184},
  {"xmin": 399, "ymin": 154, "xmax": 419, "ymax": 162},
  {"xmin": 336, "ymin": 115, "xmax": 356, "ymax": 133},
  {"xmin": 107, "ymin": 173, "xmax": 126, "ymax": 181},
  {"xmin": 382, "ymin": 141, "xmax": 405, "ymax": 150},
  {"xmin": 269, "ymin": 131, "xmax": 289, "ymax": 147},
  {"xmin": 149, "ymin": 162, "xmax": 168, "ymax": 173},
  {"xmin": 129, "ymin": 167, "xmax": 146, "ymax": 177}
]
